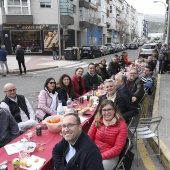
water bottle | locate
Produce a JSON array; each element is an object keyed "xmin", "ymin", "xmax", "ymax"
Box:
[
  {"xmin": 66, "ymin": 98, "xmax": 74, "ymax": 113},
  {"xmin": 57, "ymin": 100, "xmax": 64, "ymax": 115}
]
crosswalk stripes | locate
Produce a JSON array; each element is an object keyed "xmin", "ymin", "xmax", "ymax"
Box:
[{"xmin": 63, "ymin": 63, "xmax": 88, "ymax": 68}]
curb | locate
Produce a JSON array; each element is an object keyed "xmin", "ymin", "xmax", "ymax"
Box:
[
  {"xmin": 148, "ymin": 74, "xmax": 170, "ymax": 170},
  {"xmin": 8, "ymin": 66, "xmax": 59, "ymax": 74}
]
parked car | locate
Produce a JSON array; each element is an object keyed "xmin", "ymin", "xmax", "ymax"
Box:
[
  {"xmin": 97, "ymin": 45, "xmax": 110, "ymax": 56},
  {"xmin": 115, "ymin": 44, "xmax": 120, "ymax": 52},
  {"xmin": 80, "ymin": 45, "xmax": 102, "ymax": 59},
  {"xmin": 129, "ymin": 42, "xmax": 138, "ymax": 49},
  {"xmin": 104, "ymin": 43, "xmax": 116, "ymax": 54},
  {"xmin": 139, "ymin": 43, "xmax": 159, "ymax": 58},
  {"xmin": 125, "ymin": 43, "xmax": 131, "ymax": 49}
]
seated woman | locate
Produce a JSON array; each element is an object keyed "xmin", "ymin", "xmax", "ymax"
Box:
[
  {"xmin": 57, "ymin": 74, "xmax": 76, "ymax": 106},
  {"xmin": 71, "ymin": 67, "xmax": 86, "ymax": 98},
  {"xmin": 99, "ymin": 59, "xmax": 110, "ymax": 80},
  {"xmin": 88, "ymin": 99, "xmax": 127, "ymax": 170},
  {"xmin": 36, "ymin": 78, "xmax": 58, "ymax": 121}
]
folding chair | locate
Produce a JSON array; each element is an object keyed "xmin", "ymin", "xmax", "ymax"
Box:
[
  {"xmin": 129, "ymin": 116, "xmax": 162, "ymax": 166},
  {"xmin": 114, "ymin": 138, "xmax": 132, "ymax": 170}
]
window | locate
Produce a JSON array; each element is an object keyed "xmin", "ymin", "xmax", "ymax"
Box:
[
  {"xmin": 39, "ymin": 0, "xmax": 51, "ymax": 8},
  {"xmin": 110, "ymin": 6, "xmax": 112, "ymax": 13},
  {"xmin": 102, "ymin": 15, "xmax": 104, "ymax": 23},
  {"xmin": 73, "ymin": 5, "xmax": 76, "ymax": 14}
]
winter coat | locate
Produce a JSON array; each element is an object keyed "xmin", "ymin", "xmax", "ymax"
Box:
[
  {"xmin": 71, "ymin": 74, "xmax": 86, "ymax": 98},
  {"xmin": 16, "ymin": 48, "xmax": 25, "ymax": 61},
  {"xmin": 88, "ymin": 119, "xmax": 127, "ymax": 160},
  {"xmin": 0, "ymin": 49, "xmax": 7, "ymax": 61},
  {"xmin": 36, "ymin": 89, "xmax": 59, "ymax": 120},
  {"xmin": 52, "ymin": 131, "xmax": 104, "ymax": 170},
  {"xmin": 108, "ymin": 61, "xmax": 120, "ymax": 75}
]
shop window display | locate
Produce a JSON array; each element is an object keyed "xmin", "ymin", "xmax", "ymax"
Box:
[{"xmin": 11, "ymin": 31, "xmax": 42, "ymax": 53}]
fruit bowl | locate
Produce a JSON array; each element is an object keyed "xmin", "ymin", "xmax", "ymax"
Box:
[{"xmin": 44, "ymin": 115, "xmax": 63, "ymax": 133}]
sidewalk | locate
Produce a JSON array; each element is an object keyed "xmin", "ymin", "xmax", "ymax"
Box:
[
  {"xmin": 5, "ymin": 55, "xmax": 81, "ymax": 74},
  {"xmin": 150, "ymin": 73, "xmax": 170, "ymax": 170}
]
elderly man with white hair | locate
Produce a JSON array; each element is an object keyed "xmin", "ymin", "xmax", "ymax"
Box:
[
  {"xmin": 95, "ymin": 79, "xmax": 138, "ymax": 123},
  {"xmin": 0, "ymin": 83, "xmax": 38, "ymax": 132},
  {"xmin": 0, "ymin": 45, "xmax": 9, "ymax": 76}
]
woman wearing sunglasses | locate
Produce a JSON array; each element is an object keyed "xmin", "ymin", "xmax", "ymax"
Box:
[
  {"xmin": 36, "ymin": 77, "xmax": 59, "ymax": 120},
  {"xmin": 88, "ymin": 100, "xmax": 127, "ymax": 170},
  {"xmin": 56, "ymin": 74, "xmax": 76, "ymax": 106}
]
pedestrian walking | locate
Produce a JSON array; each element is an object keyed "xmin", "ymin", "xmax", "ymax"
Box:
[
  {"xmin": 52, "ymin": 43, "xmax": 57, "ymax": 60},
  {"xmin": 0, "ymin": 45, "xmax": 9, "ymax": 76},
  {"xmin": 16, "ymin": 45, "xmax": 27, "ymax": 75}
]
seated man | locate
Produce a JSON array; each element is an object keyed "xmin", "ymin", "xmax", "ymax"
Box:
[
  {"xmin": 1, "ymin": 83, "xmax": 38, "ymax": 132},
  {"xmin": 95, "ymin": 79, "xmax": 138, "ymax": 122},
  {"xmin": 138, "ymin": 62, "xmax": 148, "ymax": 78},
  {"xmin": 0, "ymin": 107, "xmax": 20, "ymax": 148},
  {"xmin": 52, "ymin": 113, "xmax": 104, "ymax": 170},
  {"xmin": 141, "ymin": 66, "xmax": 153, "ymax": 89},
  {"xmin": 108, "ymin": 56, "xmax": 120, "ymax": 77},
  {"xmin": 127, "ymin": 68, "xmax": 145, "ymax": 106},
  {"xmin": 115, "ymin": 74, "xmax": 132, "ymax": 98},
  {"xmin": 83, "ymin": 63, "xmax": 101, "ymax": 92}
]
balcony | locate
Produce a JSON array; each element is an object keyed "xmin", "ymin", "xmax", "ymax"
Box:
[
  {"xmin": 79, "ymin": 21, "xmax": 90, "ymax": 28},
  {"xmin": 79, "ymin": 0, "xmax": 90, "ymax": 9},
  {"xmin": 106, "ymin": 31, "xmax": 112, "ymax": 37},
  {"xmin": 116, "ymin": 6, "xmax": 122, "ymax": 12},
  {"xmin": 61, "ymin": 15, "xmax": 74, "ymax": 25},
  {"xmin": 2, "ymin": 15, "xmax": 33, "ymax": 24},
  {"xmin": 118, "ymin": 0, "xmax": 123, "ymax": 3}
]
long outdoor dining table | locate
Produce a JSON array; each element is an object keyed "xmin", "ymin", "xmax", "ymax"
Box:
[{"xmin": 0, "ymin": 99, "xmax": 96, "ymax": 170}]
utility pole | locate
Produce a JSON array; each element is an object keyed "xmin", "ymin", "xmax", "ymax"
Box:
[{"xmin": 167, "ymin": 0, "xmax": 170, "ymax": 45}]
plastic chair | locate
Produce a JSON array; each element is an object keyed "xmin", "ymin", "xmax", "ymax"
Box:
[
  {"xmin": 114, "ymin": 137, "xmax": 132, "ymax": 170},
  {"xmin": 129, "ymin": 116, "xmax": 162, "ymax": 166}
]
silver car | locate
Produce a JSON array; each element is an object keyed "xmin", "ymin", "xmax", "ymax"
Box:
[
  {"xmin": 97, "ymin": 45, "xmax": 110, "ymax": 56},
  {"xmin": 139, "ymin": 43, "xmax": 159, "ymax": 58}
]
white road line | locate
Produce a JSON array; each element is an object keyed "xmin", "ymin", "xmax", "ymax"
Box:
[{"xmin": 64, "ymin": 63, "xmax": 88, "ymax": 68}]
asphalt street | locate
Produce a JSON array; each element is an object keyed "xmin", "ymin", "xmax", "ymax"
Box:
[{"xmin": 0, "ymin": 47, "xmax": 165, "ymax": 170}]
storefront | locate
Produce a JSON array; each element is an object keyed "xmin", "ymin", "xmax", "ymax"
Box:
[{"xmin": 1, "ymin": 24, "xmax": 60, "ymax": 55}]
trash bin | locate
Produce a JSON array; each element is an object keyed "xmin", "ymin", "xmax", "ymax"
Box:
[{"xmin": 64, "ymin": 49, "xmax": 74, "ymax": 60}]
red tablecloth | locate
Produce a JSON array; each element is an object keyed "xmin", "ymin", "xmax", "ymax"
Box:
[{"xmin": 0, "ymin": 99, "xmax": 95, "ymax": 169}]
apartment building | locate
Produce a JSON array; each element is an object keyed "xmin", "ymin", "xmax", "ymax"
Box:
[{"xmin": 0, "ymin": 0, "xmax": 140, "ymax": 54}]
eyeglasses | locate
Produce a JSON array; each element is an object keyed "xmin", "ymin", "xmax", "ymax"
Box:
[
  {"xmin": 102, "ymin": 108, "xmax": 113, "ymax": 114},
  {"xmin": 49, "ymin": 82, "xmax": 56, "ymax": 85},
  {"xmin": 130, "ymin": 72, "xmax": 137, "ymax": 75},
  {"xmin": 61, "ymin": 123, "xmax": 80, "ymax": 129},
  {"xmin": 6, "ymin": 88, "xmax": 16, "ymax": 93}
]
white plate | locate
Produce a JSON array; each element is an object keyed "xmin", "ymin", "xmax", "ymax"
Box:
[{"xmin": 22, "ymin": 142, "xmax": 36, "ymax": 153}]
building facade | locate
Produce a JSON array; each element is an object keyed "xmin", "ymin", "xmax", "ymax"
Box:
[{"xmin": 0, "ymin": 0, "xmax": 141, "ymax": 54}]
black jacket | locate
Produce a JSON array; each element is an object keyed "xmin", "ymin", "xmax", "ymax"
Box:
[
  {"xmin": 108, "ymin": 61, "xmax": 120, "ymax": 75},
  {"xmin": 127, "ymin": 77, "xmax": 145, "ymax": 106},
  {"xmin": 52, "ymin": 131, "xmax": 104, "ymax": 170},
  {"xmin": 95, "ymin": 91, "xmax": 138, "ymax": 121},
  {"xmin": 16, "ymin": 48, "xmax": 25, "ymax": 61}
]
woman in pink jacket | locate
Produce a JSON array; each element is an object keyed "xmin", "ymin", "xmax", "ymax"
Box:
[
  {"xmin": 36, "ymin": 77, "xmax": 59, "ymax": 120},
  {"xmin": 71, "ymin": 67, "xmax": 86, "ymax": 98},
  {"xmin": 88, "ymin": 99, "xmax": 127, "ymax": 170}
]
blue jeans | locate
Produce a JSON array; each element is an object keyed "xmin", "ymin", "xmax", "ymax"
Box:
[{"xmin": 52, "ymin": 51, "xmax": 57, "ymax": 60}]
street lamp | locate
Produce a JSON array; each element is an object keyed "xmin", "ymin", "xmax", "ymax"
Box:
[{"xmin": 153, "ymin": 1, "xmax": 167, "ymax": 41}]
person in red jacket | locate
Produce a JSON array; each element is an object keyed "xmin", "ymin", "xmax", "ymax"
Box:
[
  {"xmin": 71, "ymin": 67, "xmax": 86, "ymax": 98},
  {"xmin": 88, "ymin": 99, "xmax": 127, "ymax": 170},
  {"xmin": 122, "ymin": 52, "xmax": 132, "ymax": 66}
]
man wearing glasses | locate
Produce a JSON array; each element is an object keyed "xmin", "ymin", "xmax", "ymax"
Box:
[
  {"xmin": 95, "ymin": 79, "xmax": 138, "ymax": 122},
  {"xmin": 0, "ymin": 83, "xmax": 38, "ymax": 132},
  {"xmin": 127, "ymin": 69, "xmax": 144, "ymax": 106},
  {"xmin": 52, "ymin": 113, "xmax": 104, "ymax": 170}
]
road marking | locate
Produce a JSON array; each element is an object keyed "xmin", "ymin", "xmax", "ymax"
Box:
[
  {"xmin": 138, "ymin": 139, "xmax": 157, "ymax": 170},
  {"xmin": 64, "ymin": 63, "xmax": 88, "ymax": 68}
]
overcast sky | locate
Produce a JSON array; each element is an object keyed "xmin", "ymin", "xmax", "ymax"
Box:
[{"xmin": 126, "ymin": 0, "xmax": 166, "ymax": 15}]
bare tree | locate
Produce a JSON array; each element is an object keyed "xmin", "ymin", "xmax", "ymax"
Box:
[{"xmin": 88, "ymin": 9, "xmax": 98, "ymax": 45}]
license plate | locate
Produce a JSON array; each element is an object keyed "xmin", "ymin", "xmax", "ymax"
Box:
[{"xmin": 83, "ymin": 51, "xmax": 88, "ymax": 53}]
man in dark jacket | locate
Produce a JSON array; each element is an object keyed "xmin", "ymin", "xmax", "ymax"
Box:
[
  {"xmin": 95, "ymin": 79, "xmax": 138, "ymax": 122},
  {"xmin": 52, "ymin": 113, "xmax": 104, "ymax": 170},
  {"xmin": 0, "ymin": 45, "xmax": 9, "ymax": 76},
  {"xmin": 0, "ymin": 107, "xmax": 20, "ymax": 148},
  {"xmin": 127, "ymin": 68, "xmax": 144, "ymax": 106},
  {"xmin": 108, "ymin": 56, "xmax": 120, "ymax": 77},
  {"xmin": 16, "ymin": 45, "xmax": 26, "ymax": 75},
  {"xmin": 83, "ymin": 63, "xmax": 101, "ymax": 92}
]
